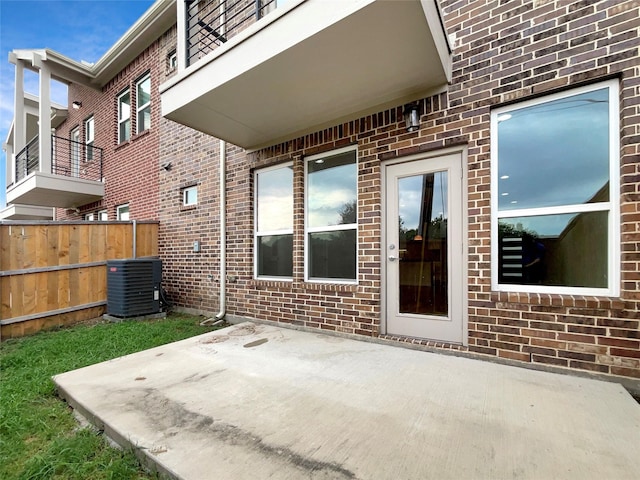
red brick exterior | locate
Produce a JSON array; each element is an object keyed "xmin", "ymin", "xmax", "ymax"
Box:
[
  {"xmin": 55, "ymin": 29, "xmax": 177, "ymax": 221},
  {"xmin": 49, "ymin": 1, "xmax": 640, "ymax": 383}
]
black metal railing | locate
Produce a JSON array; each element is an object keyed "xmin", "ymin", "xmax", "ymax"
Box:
[
  {"xmin": 14, "ymin": 135, "xmax": 103, "ymax": 183},
  {"xmin": 186, "ymin": 0, "xmax": 278, "ymax": 66},
  {"xmin": 15, "ymin": 136, "xmax": 40, "ymax": 182}
]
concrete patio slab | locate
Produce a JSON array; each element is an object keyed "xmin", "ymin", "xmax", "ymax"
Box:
[{"xmin": 54, "ymin": 322, "xmax": 640, "ymax": 480}]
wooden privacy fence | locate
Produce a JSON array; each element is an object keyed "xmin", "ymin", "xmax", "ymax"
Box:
[{"xmin": 0, "ymin": 221, "xmax": 158, "ymax": 339}]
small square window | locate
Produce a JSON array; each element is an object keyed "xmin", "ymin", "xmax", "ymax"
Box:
[
  {"xmin": 98, "ymin": 210, "xmax": 108, "ymax": 221},
  {"xmin": 84, "ymin": 213, "xmax": 95, "ymax": 221},
  {"xmin": 183, "ymin": 186, "xmax": 198, "ymax": 206},
  {"xmin": 117, "ymin": 204, "xmax": 130, "ymax": 221},
  {"xmin": 168, "ymin": 51, "xmax": 177, "ymax": 71}
]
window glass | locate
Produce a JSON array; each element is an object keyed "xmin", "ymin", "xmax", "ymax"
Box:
[
  {"xmin": 308, "ymin": 230, "xmax": 357, "ymax": 280},
  {"xmin": 85, "ymin": 117, "xmax": 94, "ymax": 162},
  {"xmin": 98, "ymin": 210, "xmax": 108, "ymax": 221},
  {"xmin": 183, "ymin": 186, "xmax": 197, "ymax": 206},
  {"xmin": 118, "ymin": 91, "xmax": 131, "ymax": 142},
  {"xmin": 306, "ymin": 148, "xmax": 357, "ymax": 282},
  {"xmin": 497, "ymin": 88, "xmax": 609, "ymax": 211},
  {"xmin": 257, "ymin": 234, "xmax": 293, "ymax": 277},
  {"xmin": 137, "ymin": 75, "xmax": 151, "ymax": 133},
  {"xmin": 257, "ymin": 166, "xmax": 293, "ymax": 231},
  {"xmin": 255, "ymin": 164, "xmax": 293, "ymax": 278},
  {"xmin": 493, "ymin": 81, "xmax": 618, "ymax": 294},
  {"xmin": 117, "ymin": 204, "xmax": 130, "ymax": 221},
  {"xmin": 498, "ymin": 212, "xmax": 608, "ymax": 288},
  {"xmin": 307, "ymin": 151, "xmax": 357, "ymax": 228}
]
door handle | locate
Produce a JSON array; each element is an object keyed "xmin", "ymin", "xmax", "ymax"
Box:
[{"xmin": 388, "ymin": 255, "xmax": 397, "ymax": 262}]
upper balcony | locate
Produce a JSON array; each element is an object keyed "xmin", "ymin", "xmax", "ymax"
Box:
[
  {"xmin": 6, "ymin": 135, "xmax": 105, "ymax": 209},
  {"xmin": 161, "ymin": 0, "xmax": 451, "ymax": 150}
]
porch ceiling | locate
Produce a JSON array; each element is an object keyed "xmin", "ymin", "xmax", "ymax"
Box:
[{"xmin": 161, "ymin": 0, "xmax": 451, "ymax": 150}]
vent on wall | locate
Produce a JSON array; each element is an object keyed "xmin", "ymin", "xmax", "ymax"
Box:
[{"xmin": 106, "ymin": 258, "xmax": 162, "ymax": 317}]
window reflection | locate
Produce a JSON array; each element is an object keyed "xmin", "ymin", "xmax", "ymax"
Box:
[
  {"xmin": 257, "ymin": 235, "xmax": 293, "ymax": 277},
  {"xmin": 398, "ymin": 172, "xmax": 448, "ymax": 316},
  {"xmin": 498, "ymin": 88, "xmax": 609, "ymax": 210},
  {"xmin": 308, "ymin": 230, "xmax": 356, "ymax": 280},
  {"xmin": 499, "ymin": 211, "xmax": 608, "ymax": 288},
  {"xmin": 307, "ymin": 151, "xmax": 357, "ymax": 228},
  {"xmin": 256, "ymin": 166, "xmax": 293, "ymax": 232}
]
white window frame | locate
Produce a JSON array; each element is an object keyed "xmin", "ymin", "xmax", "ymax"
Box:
[
  {"xmin": 304, "ymin": 145, "xmax": 358, "ymax": 284},
  {"xmin": 84, "ymin": 116, "xmax": 94, "ymax": 162},
  {"xmin": 136, "ymin": 73, "xmax": 151, "ymax": 134},
  {"xmin": 168, "ymin": 51, "xmax": 177, "ymax": 71},
  {"xmin": 490, "ymin": 79, "xmax": 620, "ymax": 297},
  {"xmin": 117, "ymin": 90, "xmax": 131, "ymax": 143},
  {"xmin": 183, "ymin": 185, "xmax": 198, "ymax": 206},
  {"xmin": 98, "ymin": 210, "xmax": 108, "ymax": 221},
  {"xmin": 254, "ymin": 162, "xmax": 294, "ymax": 281},
  {"xmin": 84, "ymin": 213, "xmax": 95, "ymax": 221},
  {"xmin": 117, "ymin": 204, "xmax": 130, "ymax": 221}
]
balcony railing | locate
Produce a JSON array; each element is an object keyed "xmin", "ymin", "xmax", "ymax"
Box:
[
  {"xmin": 186, "ymin": 0, "xmax": 278, "ymax": 66},
  {"xmin": 15, "ymin": 135, "xmax": 103, "ymax": 183}
]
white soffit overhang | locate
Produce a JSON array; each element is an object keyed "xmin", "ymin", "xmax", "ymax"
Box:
[{"xmin": 161, "ymin": 0, "xmax": 451, "ymax": 150}]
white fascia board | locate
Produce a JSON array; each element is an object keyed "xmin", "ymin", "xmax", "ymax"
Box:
[{"xmin": 9, "ymin": 0, "xmax": 176, "ymax": 89}]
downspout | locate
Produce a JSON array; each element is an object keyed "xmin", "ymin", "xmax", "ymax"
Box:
[
  {"xmin": 132, "ymin": 219, "xmax": 137, "ymax": 259},
  {"xmin": 201, "ymin": 140, "xmax": 226, "ymax": 325}
]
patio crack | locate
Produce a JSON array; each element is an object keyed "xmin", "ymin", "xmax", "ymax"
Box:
[{"xmin": 138, "ymin": 388, "xmax": 359, "ymax": 479}]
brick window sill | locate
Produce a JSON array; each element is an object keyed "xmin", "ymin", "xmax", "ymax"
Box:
[{"xmin": 490, "ymin": 291, "xmax": 625, "ymax": 310}]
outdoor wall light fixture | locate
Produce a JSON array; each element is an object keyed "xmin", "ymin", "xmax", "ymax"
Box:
[
  {"xmin": 72, "ymin": 101, "xmax": 82, "ymax": 110},
  {"xmin": 162, "ymin": 162, "xmax": 172, "ymax": 171},
  {"xmin": 403, "ymin": 103, "xmax": 420, "ymax": 132}
]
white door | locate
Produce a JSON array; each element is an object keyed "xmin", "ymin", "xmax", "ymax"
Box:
[{"xmin": 384, "ymin": 153, "xmax": 464, "ymax": 343}]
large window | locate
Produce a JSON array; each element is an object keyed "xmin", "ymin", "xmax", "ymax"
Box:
[
  {"xmin": 85, "ymin": 116, "xmax": 94, "ymax": 162},
  {"xmin": 136, "ymin": 74, "xmax": 151, "ymax": 134},
  {"xmin": 491, "ymin": 80, "xmax": 619, "ymax": 295},
  {"xmin": 305, "ymin": 147, "xmax": 357, "ymax": 282},
  {"xmin": 255, "ymin": 164, "xmax": 293, "ymax": 279},
  {"xmin": 117, "ymin": 90, "xmax": 131, "ymax": 143}
]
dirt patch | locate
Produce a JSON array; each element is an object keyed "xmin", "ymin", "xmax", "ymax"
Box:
[
  {"xmin": 228, "ymin": 324, "xmax": 262, "ymax": 336},
  {"xmin": 200, "ymin": 335, "xmax": 229, "ymax": 344}
]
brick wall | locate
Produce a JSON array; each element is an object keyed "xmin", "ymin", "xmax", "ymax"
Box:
[
  {"xmin": 157, "ymin": 0, "xmax": 640, "ymax": 381},
  {"xmin": 55, "ymin": 28, "xmax": 177, "ymax": 221}
]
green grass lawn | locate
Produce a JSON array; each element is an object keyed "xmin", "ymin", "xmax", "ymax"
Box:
[{"xmin": 0, "ymin": 314, "xmax": 219, "ymax": 479}]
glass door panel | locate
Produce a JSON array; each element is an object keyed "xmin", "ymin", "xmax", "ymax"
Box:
[{"xmin": 398, "ymin": 172, "xmax": 448, "ymax": 316}]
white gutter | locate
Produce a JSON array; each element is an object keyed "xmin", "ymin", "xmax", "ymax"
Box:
[{"xmin": 201, "ymin": 140, "xmax": 226, "ymax": 325}]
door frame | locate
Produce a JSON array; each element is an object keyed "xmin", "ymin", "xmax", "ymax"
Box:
[{"xmin": 380, "ymin": 147, "xmax": 469, "ymax": 346}]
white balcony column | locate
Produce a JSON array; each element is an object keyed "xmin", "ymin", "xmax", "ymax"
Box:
[
  {"xmin": 3, "ymin": 143, "xmax": 14, "ymax": 188},
  {"xmin": 10, "ymin": 54, "xmax": 25, "ymax": 185},
  {"xmin": 177, "ymin": 0, "xmax": 188, "ymax": 70},
  {"xmin": 34, "ymin": 54, "xmax": 52, "ymax": 175}
]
